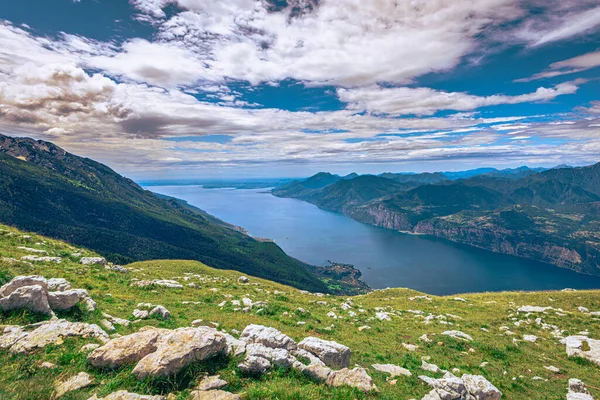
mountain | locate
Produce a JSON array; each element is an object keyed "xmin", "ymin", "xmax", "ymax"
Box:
[
  {"xmin": 273, "ymin": 164, "xmax": 600, "ymax": 276},
  {"xmin": 379, "ymin": 172, "xmax": 449, "ymax": 184},
  {"xmin": 0, "ymin": 134, "xmax": 330, "ymax": 293},
  {"xmin": 2, "ymin": 223, "xmax": 598, "ymax": 399}
]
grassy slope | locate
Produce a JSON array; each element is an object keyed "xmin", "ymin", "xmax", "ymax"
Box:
[{"xmin": 0, "ymin": 224, "xmax": 599, "ymax": 399}]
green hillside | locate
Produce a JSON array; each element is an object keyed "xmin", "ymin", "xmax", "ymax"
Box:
[
  {"xmin": 0, "ymin": 134, "xmax": 328, "ymax": 293},
  {"xmin": 1, "ymin": 224, "xmax": 599, "ymax": 399}
]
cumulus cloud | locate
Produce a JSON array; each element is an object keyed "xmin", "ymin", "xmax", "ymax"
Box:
[
  {"xmin": 516, "ymin": 50, "xmax": 600, "ymax": 82},
  {"xmin": 337, "ymin": 83, "xmax": 580, "ymax": 116}
]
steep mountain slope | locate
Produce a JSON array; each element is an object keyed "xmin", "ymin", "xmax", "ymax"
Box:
[
  {"xmin": 0, "ymin": 134, "xmax": 329, "ymax": 293},
  {"xmin": 273, "ymin": 165, "xmax": 600, "ymax": 275},
  {"xmin": 1, "ymin": 224, "xmax": 600, "ymax": 400}
]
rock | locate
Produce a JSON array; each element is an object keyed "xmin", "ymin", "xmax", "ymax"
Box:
[
  {"xmin": 0, "ymin": 285, "xmax": 52, "ymax": 315},
  {"xmin": 372, "ymin": 363, "xmax": 412, "ymax": 377},
  {"xmin": 422, "ymin": 360, "xmax": 443, "ymax": 373},
  {"xmin": 442, "ymin": 330, "xmax": 474, "ymax": 342},
  {"xmin": 132, "ymin": 309, "xmax": 149, "ymax": 319},
  {"xmin": 423, "ymin": 375, "xmax": 469, "ymax": 399},
  {"xmin": 132, "ymin": 327, "xmax": 227, "ymax": 379},
  {"xmin": 298, "ymin": 337, "xmax": 350, "ymax": 369},
  {"xmin": 303, "ymin": 364, "xmax": 332, "ymax": 382},
  {"xmin": 21, "ymin": 256, "xmax": 62, "ymax": 263},
  {"xmin": 81, "ymin": 343, "xmax": 101, "ymax": 352},
  {"xmin": 238, "ymin": 276, "xmax": 250, "ymax": 283},
  {"xmin": 403, "ymin": 343, "xmax": 418, "ymax": 351},
  {"xmin": 89, "ymin": 391, "xmax": 165, "ymax": 400},
  {"xmin": 47, "ymin": 290, "xmax": 84, "ymax": 311},
  {"xmin": 17, "ymin": 246, "xmax": 48, "ymax": 254},
  {"xmin": 544, "ymin": 365, "xmax": 560, "ymax": 373},
  {"xmin": 245, "ymin": 343, "xmax": 297, "ymax": 368},
  {"xmin": 523, "ymin": 335, "xmax": 538, "ymax": 343},
  {"xmin": 376, "ymin": 312, "xmax": 391, "ymax": 321},
  {"xmin": 567, "ymin": 379, "xmax": 594, "ymax": 400},
  {"xmin": 326, "ymin": 367, "xmax": 378, "ymax": 392},
  {"xmin": 88, "ymin": 327, "xmax": 164, "ymax": 369},
  {"xmin": 101, "ymin": 319, "xmax": 116, "ymax": 332},
  {"xmin": 0, "ymin": 275, "xmax": 48, "ymax": 297},
  {"xmin": 238, "ymin": 355, "xmax": 271, "ymax": 374},
  {"xmin": 80, "ymin": 257, "xmax": 107, "ymax": 265},
  {"xmin": 562, "ymin": 336, "xmax": 600, "ymax": 366},
  {"xmin": 195, "ymin": 375, "xmax": 228, "ymax": 391},
  {"xmin": 578, "ymin": 307, "xmax": 590, "ymax": 313},
  {"xmin": 462, "ymin": 374, "xmax": 503, "ymax": 400},
  {"xmin": 47, "ymin": 278, "xmax": 71, "ymax": 292},
  {"xmin": 223, "ymin": 333, "xmax": 246, "ymax": 357},
  {"xmin": 103, "ymin": 313, "xmax": 131, "ymax": 327},
  {"xmin": 111, "ymin": 265, "xmax": 128, "ymax": 273},
  {"xmin": 517, "ymin": 306, "xmax": 552, "ymax": 313},
  {"xmin": 149, "ymin": 305, "xmax": 171, "ymax": 320},
  {"xmin": 240, "ymin": 324, "xmax": 297, "ymax": 350},
  {"xmin": 153, "ymin": 280, "xmax": 183, "ymax": 289},
  {"xmin": 83, "ymin": 296, "xmax": 98, "ymax": 312},
  {"xmin": 40, "ymin": 361, "xmax": 57, "ymax": 369},
  {"xmin": 54, "ymin": 372, "xmax": 94, "ymax": 398},
  {"xmin": 189, "ymin": 390, "xmax": 241, "ymax": 400}
]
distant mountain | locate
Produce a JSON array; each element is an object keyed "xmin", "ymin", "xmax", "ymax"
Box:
[
  {"xmin": 0, "ymin": 134, "xmax": 330, "ymax": 293},
  {"xmin": 379, "ymin": 172, "xmax": 449, "ymax": 184},
  {"xmin": 443, "ymin": 166, "xmax": 547, "ymax": 180},
  {"xmin": 273, "ymin": 164, "xmax": 600, "ymax": 276}
]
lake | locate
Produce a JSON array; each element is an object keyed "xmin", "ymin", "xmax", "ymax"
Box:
[{"xmin": 147, "ymin": 185, "xmax": 600, "ymax": 295}]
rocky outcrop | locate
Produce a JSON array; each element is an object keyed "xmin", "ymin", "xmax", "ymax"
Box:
[
  {"xmin": 88, "ymin": 327, "xmax": 165, "ymax": 369},
  {"xmin": 0, "ymin": 275, "xmax": 95, "ymax": 316},
  {"xmin": 567, "ymin": 379, "xmax": 594, "ymax": 400},
  {"xmin": 240, "ymin": 324, "xmax": 297, "ymax": 351},
  {"xmin": 80, "ymin": 257, "xmax": 107, "ymax": 265},
  {"xmin": 0, "ymin": 319, "xmax": 108, "ymax": 353},
  {"xmin": 420, "ymin": 373, "xmax": 502, "ymax": 400}
]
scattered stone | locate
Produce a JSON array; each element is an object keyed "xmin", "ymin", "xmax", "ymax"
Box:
[
  {"xmin": 40, "ymin": 361, "xmax": 57, "ymax": 369},
  {"xmin": 544, "ymin": 365, "xmax": 560, "ymax": 373},
  {"xmin": 462, "ymin": 374, "xmax": 503, "ymax": 400},
  {"xmin": 0, "ymin": 276, "xmax": 48, "ymax": 297},
  {"xmin": 376, "ymin": 312, "xmax": 391, "ymax": 321},
  {"xmin": 523, "ymin": 335, "xmax": 538, "ymax": 343},
  {"xmin": 245, "ymin": 343, "xmax": 296, "ymax": 368},
  {"xmin": 240, "ymin": 324, "xmax": 297, "ymax": 351},
  {"xmin": 578, "ymin": 307, "xmax": 590, "ymax": 313},
  {"xmin": 358, "ymin": 325, "xmax": 371, "ymax": 332},
  {"xmin": 80, "ymin": 257, "xmax": 107, "ymax": 265},
  {"xmin": 189, "ymin": 390, "xmax": 241, "ymax": 400},
  {"xmin": 149, "ymin": 305, "xmax": 171, "ymax": 320},
  {"xmin": 562, "ymin": 336, "xmax": 600, "ymax": 366},
  {"xmin": 402, "ymin": 343, "xmax": 418, "ymax": 351},
  {"xmin": 17, "ymin": 246, "xmax": 48, "ymax": 254},
  {"xmin": 111, "ymin": 265, "xmax": 128, "ymax": 273},
  {"xmin": 518, "ymin": 306, "xmax": 552, "ymax": 313},
  {"xmin": 101, "ymin": 319, "xmax": 116, "ymax": 332},
  {"xmin": 54, "ymin": 372, "xmax": 94, "ymax": 398},
  {"xmin": 298, "ymin": 337, "xmax": 350, "ymax": 369},
  {"xmin": 326, "ymin": 367, "xmax": 378, "ymax": 392},
  {"xmin": 442, "ymin": 330, "xmax": 474, "ymax": 342},
  {"xmin": 21, "ymin": 256, "xmax": 61, "ymax": 263},
  {"xmin": 372, "ymin": 363, "xmax": 412, "ymax": 377},
  {"xmin": 153, "ymin": 280, "xmax": 183, "ymax": 289},
  {"xmin": 422, "ymin": 360, "xmax": 443, "ymax": 373},
  {"xmin": 238, "ymin": 276, "xmax": 250, "ymax": 283},
  {"xmin": 223, "ymin": 333, "xmax": 247, "ymax": 357},
  {"xmin": 196, "ymin": 375, "xmax": 228, "ymax": 391},
  {"xmin": 420, "ymin": 334, "xmax": 433, "ymax": 343},
  {"xmin": 103, "ymin": 313, "xmax": 131, "ymax": 327},
  {"xmin": 89, "ymin": 391, "xmax": 165, "ymax": 400},
  {"xmin": 132, "ymin": 309, "xmax": 149, "ymax": 319}
]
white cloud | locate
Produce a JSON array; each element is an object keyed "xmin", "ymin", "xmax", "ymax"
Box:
[
  {"xmin": 517, "ymin": 50, "xmax": 600, "ymax": 82},
  {"xmin": 337, "ymin": 83, "xmax": 579, "ymax": 116}
]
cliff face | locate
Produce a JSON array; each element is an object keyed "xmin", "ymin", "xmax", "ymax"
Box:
[{"xmin": 346, "ymin": 203, "xmax": 413, "ymax": 231}]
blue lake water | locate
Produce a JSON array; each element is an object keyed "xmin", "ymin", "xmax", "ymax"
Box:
[{"xmin": 148, "ymin": 185, "xmax": 600, "ymax": 295}]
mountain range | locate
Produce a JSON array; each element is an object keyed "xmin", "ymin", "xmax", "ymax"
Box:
[{"xmin": 273, "ymin": 164, "xmax": 600, "ymax": 276}]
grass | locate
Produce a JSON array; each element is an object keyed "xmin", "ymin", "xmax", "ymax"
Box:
[{"xmin": 0, "ymin": 223, "xmax": 599, "ymax": 399}]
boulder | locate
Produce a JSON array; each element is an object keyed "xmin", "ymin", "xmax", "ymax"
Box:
[
  {"xmin": 189, "ymin": 390, "xmax": 241, "ymax": 400},
  {"xmin": 326, "ymin": 367, "xmax": 378, "ymax": 392},
  {"xmin": 81, "ymin": 343, "xmax": 101, "ymax": 352},
  {"xmin": 132, "ymin": 327, "xmax": 227, "ymax": 379},
  {"xmin": 54, "ymin": 372, "xmax": 94, "ymax": 398},
  {"xmin": 80, "ymin": 257, "xmax": 107, "ymax": 266},
  {"xmin": 47, "ymin": 278, "xmax": 71, "ymax": 292},
  {"xmin": 195, "ymin": 375, "xmax": 228, "ymax": 391},
  {"xmin": 223, "ymin": 333, "xmax": 246, "ymax": 357},
  {"xmin": 152, "ymin": 280, "xmax": 183, "ymax": 289},
  {"xmin": 88, "ymin": 327, "xmax": 164, "ymax": 369},
  {"xmin": 238, "ymin": 276, "xmax": 250, "ymax": 283},
  {"xmin": 0, "ymin": 285, "xmax": 52, "ymax": 315},
  {"xmin": 562, "ymin": 336, "xmax": 600, "ymax": 366},
  {"xmin": 149, "ymin": 305, "xmax": 171, "ymax": 320},
  {"xmin": 0, "ymin": 276, "xmax": 48, "ymax": 296},
  {"xmin": 238, "ymin": 355, "xmax": 271, "ymax": 374},
  {"xmin": 298, "ymin": 337, "xmax": 350, "ymax": 369},
  {"xmin": 462, "ymin": 374, "xmax": 503, "ymax": 400},
  {"xmin": 240, "ymin": 324, "xmax": 297, "ymax": 350},
  {"xmin": 244, "ymin": 343, "xmax": 296, "ymax": 368},
  {"xmin": 47, "ymin": 290, "xmax": 84, "ymax": 311},
  {"xmin": 372, "ymin": 363, "xmax": 412, "ymax": 377},
  {"xmin": 88, "ymin": 391, "xmax": 165, "ymax": 400}
]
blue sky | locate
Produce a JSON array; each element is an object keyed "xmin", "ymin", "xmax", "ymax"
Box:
[{"xmin": 0, "ymin": 0, "xmax": 599, "ymax": 178}]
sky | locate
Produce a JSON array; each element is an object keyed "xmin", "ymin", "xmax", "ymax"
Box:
[{"xmin": 0, "ymin": 1, "xmax": 600, "ymax": 179}]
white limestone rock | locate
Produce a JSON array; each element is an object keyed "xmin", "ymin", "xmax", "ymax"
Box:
[
  {"xmin": 326, "ymin": 367, "xmax": 378, "ymax": 392},
  {"xmin": 298, "ymin": 336, "xmax": 350, "ymax": 369},
  {"xmin": 80, "ymin": 257, "xmax": 107, "ymax": 266},
  {"xmin": 54, "ymin": 372, "xmax": 94, "ymax": 398},
  {"xmin": 240, "ymin": 324, "xmax": 297, "ymax": 351},
  {"xmin": 0, "ymin": 285, "xmax": 52, "ymax": 315},
  {"xmin": 372, "ymin": 363, "xmax": 412, "ymax": 377},
  {"xmin": 562, "ymin": 336, "xmax": 600, "ymax": 366}
]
